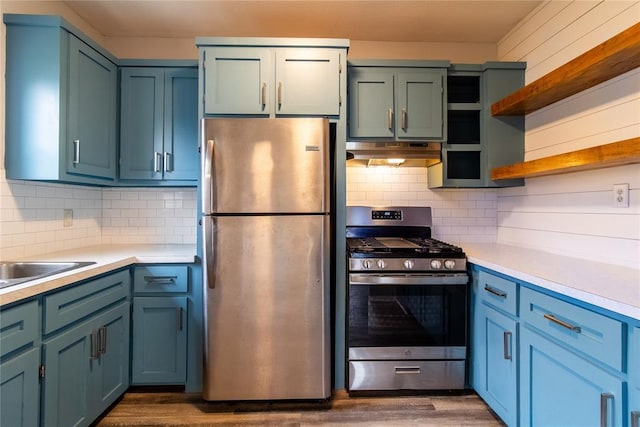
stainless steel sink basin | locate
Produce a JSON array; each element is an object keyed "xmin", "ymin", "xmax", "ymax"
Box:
[{"xmin": 0, "ymin": 261, "xmax": 96, "ymax": 289}]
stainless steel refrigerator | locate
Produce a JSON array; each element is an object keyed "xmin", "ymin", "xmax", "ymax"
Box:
[{"xmin": 201, "ymin": 117, "xmax": 331, "ymax": 401}]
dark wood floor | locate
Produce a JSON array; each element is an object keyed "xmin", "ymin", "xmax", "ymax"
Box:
[{"xmin": 95, "ymin": 390, "xmax": 505, "ymax": 426}]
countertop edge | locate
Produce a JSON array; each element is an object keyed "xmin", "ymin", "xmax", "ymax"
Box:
[
  {"xmin": 465, "ymin": 243, "xmax": 640, "ymax": 321},
  {"xmin": 0, "ymin": 244, "xmax": 197, "ymax": 306}
]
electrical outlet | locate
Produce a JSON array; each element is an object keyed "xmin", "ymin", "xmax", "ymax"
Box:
[
  {"xmin": 63, "ymin": 209, "xmax": 73, "ymax": 227},
  {"xmin": 613, "ymin": 184, "xmax": 629, "ymax": 208}
]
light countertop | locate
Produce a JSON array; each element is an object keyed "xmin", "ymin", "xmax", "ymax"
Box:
[
  {"xmin": 0, "ymin": 244, "xmax": 197, "ymax": 306},
  {"xmin": 464, "ymin": 243, "xmax": 640, "ymax": 321}
]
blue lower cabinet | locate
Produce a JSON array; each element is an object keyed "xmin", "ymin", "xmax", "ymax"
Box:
[
  {"xmin": 131, "ymin": 297, "xmax": 187, "ymax": 384},
  {"xmin": 520, "ymin": 326, "xmax": 623, "ymax": 427},
  {"xmin": 630, "ymin": 327, "xmax": 640, "ymax": 427},
  {"xmin": 0, "ymin": 347, "xmax": 41, "ymax": 427},
  {"xmin": 93, "ymin": 303, "xmax": 131, "ymax": 412},
  {"xmin": 476, "ymin": 304, "xmax": 518, "ymax": 426},
  {"xmin": 42, "ymin": 301, "xmax": 130, "ymax": 427},
  {"xmin": 0, "ymin": 299, "xmax": 41, "ymax": 427},
  {"xmin": 471, "ymin": 267, "xmax": 518, "ymax": 426}
]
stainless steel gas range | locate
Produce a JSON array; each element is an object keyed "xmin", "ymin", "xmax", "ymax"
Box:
[{"xmin": 346, "ymin": 206, "xmax": 469, "ymax": 392}]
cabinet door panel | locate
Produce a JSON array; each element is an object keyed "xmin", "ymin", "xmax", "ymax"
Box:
[
  {"xmin": 203, "ymin": 47, "xmax": 271, "ymax": 115},
  {"xmin": 42, "ymin": 321, "xmax": 92, "ymax": 427},
  {"xmin": 396, "ymin": 71, "xmax": 444, "ymax": 139},
  {"xmin": 480, "ymin": 305, "xmax": 518, "ymax": 427},
  {"xmin": 275, "ymin": 49, "xmax": 340, "ymax": 115},
  {"xmin": 92, "ymin": 303, "xmax": 130, "ymax": 416},
  {"xmin": 164, "ymin": 68, "xmax": 199, "ymax": 180},
  {"xmin": 348, "ymin": 69, "xmax": 394, "ymax": 138},
  {"xmin": 630, "ymin": 327, "xmax": 640, "ymax": 427},
  {"xmin": 0, "ymin": 347, "xmax": 40, "ymax": 427},
  {"xmin": 131, "ymin": 297, "xmax": 187, "ymax": 384},
  {"xmin": 67, "ymin": 34, "xmax": 117, "ymax": 180},
  {"xmin": 520, "ymin": 327, "xmax": 623, "ymax": 427},
  {"xmin": 120, "ymin": 67, "xmax": 165, "ymax": 180}
]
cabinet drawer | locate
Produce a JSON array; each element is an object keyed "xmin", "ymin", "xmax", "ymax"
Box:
[
  {"xmin": 520, "ymin": 287, "xmax": 623, "ymax": 371},
  {"xmin": 0, "ymin": 300, "xmax": 39, "ymax": 358},
  {"xmin": 477, "ymin": 270, "xmax": 518, "ymax": 316},
  {"xmin": 349, "ymin": 360, "xmax": 465, "ymax": 391},
  {"xmin": 133, "ymin": 266, "xmax": 189, "ymax": 294},
  {"xmin": 43, "ymin": 270, "xmax": 130, "ymax": 335}
]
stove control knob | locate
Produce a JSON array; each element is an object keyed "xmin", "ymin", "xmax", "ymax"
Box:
[
  {"xmin": 403, "ymin": 260, "xmax": 415, "ymax": 270},
  {"xmin": 376, "ymin": 259, "xmax": 387, "ymax": 269},
  {"xmin": 430, "ymin": 259, "xmax": 443, "ymax": 269},
  {"xmin": 444, "ymin": 260, "xmax": 457, "ymax": 270},
  {"xmin": 362, "ymin": 260, "xmax": 373, "ymax": 269}
]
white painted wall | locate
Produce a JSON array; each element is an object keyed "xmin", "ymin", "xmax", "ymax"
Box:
[{"xmin": 495, "ymin": 0, "xmax": 640, "ymax": 268}]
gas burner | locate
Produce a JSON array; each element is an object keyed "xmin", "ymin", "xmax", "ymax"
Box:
[{"xmin": 347, "ymin": 236, "xmax": 464, "ymax": 257}]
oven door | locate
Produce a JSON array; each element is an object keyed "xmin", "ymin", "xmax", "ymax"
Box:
[
  {"xmin": 347, "ymin": 272, "xmax": 468, "ymax": 391},
  {"xmin": 347, "ymin": 273, "xmax": 468, "ymax": 358}
]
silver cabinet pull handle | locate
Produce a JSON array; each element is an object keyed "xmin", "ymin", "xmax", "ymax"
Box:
[
  {"xmin": 73, "ymin": 139, "xmax": 80, "ymax": 164},
  {"xmin": 98, "ymin": 326, "xmax": 107, "ymax": 355},
  {"xmin": 261, "ymin": 82, "xmax": 267, "ymax": 107},
  {"xmin": 401, "ymin": 108, "xmax": 407, "ymax": 130},
  {"xmin": 177, "ymin": 307, "xmax": 183, "ymax": 331},
  {"xmin": 90, "ymin": 330, "xmax": 99, "ymax": 359},
  {"xmin": 394, "ymin": 366, "xmax": 420, "ymax": 374},
  {"xmin": 484, "ymin": 285, "xmax": 507, "ymax": 298},
  {"xmin": 503, "ymin": 331, "xmax": 512, "ymax": 360},
  {"xmin": 600, "ymin": 393, "xmax": 614, "ymax": 427},
  {"xmin": 163, "ymin": 152, "xmax": 172, "ymax": 172},
  {"xmin": 143, "ymin": 275, "xmax": 177, "ymax": 284},
  {"xmin": 387, "ymin": 108, "xmax": 393, "ymax": 130},
  {"xmin": 631, "ymin": 411, "xmax": 640, "ymax": 427},
  {"xmin": 543, "ymin": 313, "xmax": 581, "ymax": 333},
  {"xmin": 277, "ymin": 81, "xmax": 283, "ymax": 107},
  {"xmin": 153, "ymin": 152, "xmax": 162, "ymax": 172}
]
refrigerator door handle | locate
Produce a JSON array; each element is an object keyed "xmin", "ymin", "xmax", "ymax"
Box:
[
  {"xmin": 202, "ymin": 138, "xmax": 215, "ymax": 212},
  {"xmin": 204, "ymin": 216, "xmax": 216, "ymax": 289}
]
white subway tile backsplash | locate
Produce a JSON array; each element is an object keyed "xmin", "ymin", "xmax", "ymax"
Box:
[
  {"xmin": 0, "ymin": 177, "xmax": 198, "ymax": 258},
  {"xmin": 346, "ymin": 166, "xmax": 498, "ymax": 244}
]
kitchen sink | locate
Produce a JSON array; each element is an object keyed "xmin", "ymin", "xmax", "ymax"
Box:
[{"xmin": 0, "ymin": 261, "xmax": 96, "ymax": 289}]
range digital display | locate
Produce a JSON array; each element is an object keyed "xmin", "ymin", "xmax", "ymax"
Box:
[{"xmin": 371, "ymin": 210, "xmax": 402, "ymax": 220}]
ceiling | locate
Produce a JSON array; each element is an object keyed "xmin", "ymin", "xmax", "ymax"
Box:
[{"xmin": 63, "ymin": 0, "xmax": 543, "ymax": 43}]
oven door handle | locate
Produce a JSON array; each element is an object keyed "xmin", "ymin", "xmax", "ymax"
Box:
[{"xmin": 349, "ymin": 273, "xmax": 468, "ymax": 286}]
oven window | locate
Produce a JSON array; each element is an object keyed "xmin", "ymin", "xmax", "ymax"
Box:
[{"xmin": 348, "ymin": 284, "xmax": 467, "ymax": 347}]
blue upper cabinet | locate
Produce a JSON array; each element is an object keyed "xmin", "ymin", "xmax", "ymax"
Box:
[
  {"xmin": 4, "ymin": 15, "xmax": 118, "ymax": 185},
  {"xmin": 67, "ymin": 35, "xmax": 118, "ymax": 180},
  {"xmin": 348, "ymin": 69, "xmax": 394, "ymax": 138},
  {"xmin": 119, "ymin": 66, "xmax": 198, "ymax": 184},
  {"xmin": 347, "ymin": 61, "xmax": 448, "ymax": 141},
  {"xmin": 274, "ymin": 49, "xmax": 341, "ymax": 116},
  {"xmin": 197, "ymin": 38, "xmax": 349, "ymax": 117},
  {"xmin": 202, "ymin": 47, "xmax": 271, "ymax": 115},
  {"xmin": 428, "ymin": 62, "xmax": 525, "ymax": 188}
]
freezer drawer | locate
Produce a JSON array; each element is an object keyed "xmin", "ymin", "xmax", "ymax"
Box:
[{"xmin": 202, "ymin": 214, "xmax": 330, "ymax": 400}]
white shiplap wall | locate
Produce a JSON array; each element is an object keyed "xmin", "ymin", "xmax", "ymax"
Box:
[{"xmin": 495, "ymin": 0, "xmax": 640, "ymax": 268}]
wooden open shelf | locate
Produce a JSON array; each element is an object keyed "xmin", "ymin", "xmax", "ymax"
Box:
[
  {"xmin": 491, "ymin": 137, "xmax": 640, "ymax": 180},
  {"xmin": 491, "ymin": 22, "xmax": 640, "ymax": 116}
]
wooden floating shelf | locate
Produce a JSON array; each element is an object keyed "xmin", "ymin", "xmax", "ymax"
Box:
[
  {"xmin": 491, "ymin": 22, "xmax": 640, "ymax": 116},
  {"xmin": 491, "ymin": 138, "xmax": 640, "ymax": 180}
]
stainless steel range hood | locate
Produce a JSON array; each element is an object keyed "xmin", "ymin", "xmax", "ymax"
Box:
[{"xmin": 346, "ymin": 141, "xmax": 442, "ymax": 167}]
